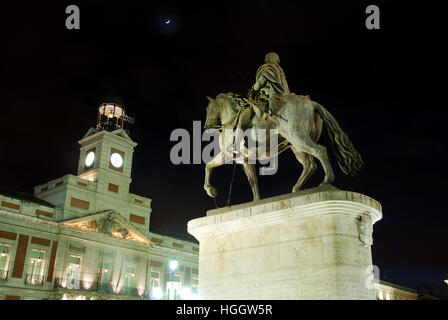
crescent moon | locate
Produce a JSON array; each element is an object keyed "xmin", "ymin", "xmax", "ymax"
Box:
[{"xmin": 165, "ymin": 19, "xmax": 171, "ymax": 24}]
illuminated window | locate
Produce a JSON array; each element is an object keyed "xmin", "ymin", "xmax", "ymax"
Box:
[
  {"xmin": 166, "ymin": 274, "xmax": 182, "ymax": 300},
  {"xmin": 124, "ymin": 266, "xmax": 136, "ymax": 289},
  {"xmin": 29, "ymin": 250, "xmax": 44, "ymax": 274},
  {"xmin": 378, "ymin": 290, "xmax": 384, "ymax": 300},
  {"xmin": 150, "ymin": 271, "xmax": 161, "ymax": 290},
  {"xmin": 27, "ymin": 250, "xmax": 45, "ymax": 284},
  {"xmin": 0, "ymin": 245, "xmax": 11, "ymax": 279},
  {"xmin": 192, "ymin": 276, "xmax": 199, "ymax": 295},
  {"xmin": 386, "ymin": 292, "xmax": 391, "ymax": 300},
  {"xmin": 66, "ymin": 256, "xmax": 81, "ymax": 289}
]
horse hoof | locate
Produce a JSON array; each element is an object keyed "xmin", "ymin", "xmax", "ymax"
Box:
[
  {"xmin": 319, "ymin": 182, "xmax": 333, "ymax": 187},
  {"xmin": 206, "ymin": 186, "xmax": 218, "ymax": 198}
]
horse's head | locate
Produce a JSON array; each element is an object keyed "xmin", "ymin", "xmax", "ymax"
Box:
[{"xmin": 204, "ymin": 96, "xmax": 221, "ymax": 130}]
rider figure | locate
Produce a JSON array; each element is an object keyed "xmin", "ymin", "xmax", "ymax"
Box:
[
  {"xmin": 251, "ymin": 52, "xmax": 290, "ymax": 102},
  {"xmin": 234, "ymin": 52, "xmax": 290, "ymax": 155}
]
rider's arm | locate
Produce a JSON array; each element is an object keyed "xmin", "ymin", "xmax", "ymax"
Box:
[{"xmin": 253, "ymin": 75, "xmax": 266, "ymax": 92}]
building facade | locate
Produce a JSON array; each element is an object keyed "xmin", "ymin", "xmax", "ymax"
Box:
[
  {"xmin": 0, "ymin": 103, "xmax": 199, "ymax": 300},
  {"xmin": 374, "ymin": 280, "xmax": 418, "ymax": 300}
]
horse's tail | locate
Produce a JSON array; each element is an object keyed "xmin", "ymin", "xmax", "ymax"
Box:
[{"xmin": 313, "ymin": 102, "xmax": 364, "ymax": 176}]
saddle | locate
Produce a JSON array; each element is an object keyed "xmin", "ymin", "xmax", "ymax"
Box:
[
  {"xmin": 229, "ymin": 95, "xmax": 290, "ymax": 155},
  {"xmin": 219, "ymin": 95, "xmax": 252, "ymax": 130}
]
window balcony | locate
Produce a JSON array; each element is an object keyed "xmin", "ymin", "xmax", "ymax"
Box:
[
  {"xmin": 54, "ymin": 278, "xmax": 100, "ymax": 291},
  {"xmin": 117, "ymin": 286, "xmax": 142, "ymax": 298},
  {"xmin": 25, "ymin": 274, "xmax": 44, "ymax": 285},
  {"xmin": 0, "ymin": 270, "xmax": 8, "ymax": 281},
  {"xmin": 53, "ymin": 278, "xmax": 145, "ymax": 298}
]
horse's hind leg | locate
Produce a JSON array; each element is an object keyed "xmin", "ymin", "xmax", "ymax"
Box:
[
  {"xmin": 204, "ymin": 151, "xmax": 226, "ymax": 198},
  {"xmin": 242, "ymin": 163, "xmax": 260, "ymax": 200},
  {"xmin": 291, "ymin": 148, "xmax": 317, "ymax": 192},
  {"xmin": 289, "ymin": 133, "xmax": 334, "ymax": 185}
]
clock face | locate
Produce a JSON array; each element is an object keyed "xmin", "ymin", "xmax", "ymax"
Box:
[
  {"xmin": 85, "ymin": 151, "xmax": 95, "ymax": 167},
  {"xmin": 110, "ymin": 152, "xmax": 123, "ymax": 168}
]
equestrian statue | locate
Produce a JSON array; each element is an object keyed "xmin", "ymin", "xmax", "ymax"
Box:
[{"xmin": 203, "ymin": 52, "xmax": 364, "ymax": 201}]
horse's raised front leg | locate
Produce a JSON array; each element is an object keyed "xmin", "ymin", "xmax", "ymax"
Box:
[
  {"xmin": 291, "ymin": 148, "xmax": 317, "ymax": 192},
  {"xmin": 242, "ymin": 162, "xmax": 260, "ymax": 201},
  {"xmin": 204, "ymin": 151, "xmax": 226, "ymax": 198}
]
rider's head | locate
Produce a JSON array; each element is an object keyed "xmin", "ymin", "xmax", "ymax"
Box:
[{"xmin": 265, "ymin": 52, "xmax": 280, "ymax": 65}]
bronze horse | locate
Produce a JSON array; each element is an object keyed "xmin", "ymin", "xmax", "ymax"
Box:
[{"xmin": 203, "ymin": 83, "xmax": 363, "ymax": 201}]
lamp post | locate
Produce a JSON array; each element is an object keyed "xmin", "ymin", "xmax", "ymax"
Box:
[{"xmin": 168, "ymin": 259, "xmax": 178, "ymax": 300}]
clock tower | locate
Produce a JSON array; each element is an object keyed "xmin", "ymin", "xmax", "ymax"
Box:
[
  {"xmin": 77, "ymin": 102, "xmax": 136, "ymax": 196},
  {"xmin": 34, "ymin": 102, "xmax": 152, "ymax": 236}
]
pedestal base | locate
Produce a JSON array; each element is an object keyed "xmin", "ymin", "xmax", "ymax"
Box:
[{"xmin": 188, "ymin": 185, "xmax": 382, "ymax": 300}]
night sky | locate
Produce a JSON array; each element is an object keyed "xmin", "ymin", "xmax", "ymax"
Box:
[{"xmin": 1, "ymin": 1, "xmax": 446, "ymax": 289}]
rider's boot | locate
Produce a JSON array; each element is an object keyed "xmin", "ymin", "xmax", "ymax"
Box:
[{"xmin": 233, "ymin": 128, "xmax": 245, "ymax": 157}]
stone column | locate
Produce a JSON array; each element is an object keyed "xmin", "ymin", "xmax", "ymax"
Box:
[
  {"xmin": 188, "ymin": 185, "xmax": 382, "ymax": 300},
  {"xmin": 53, "ymin": 239, "xmax": 68, "ymax": 281}
]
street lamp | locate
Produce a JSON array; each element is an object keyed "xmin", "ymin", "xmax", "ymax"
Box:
[
  {"xmin": 169, "ymin": 260, "xmax": 178, "ymax": 272},
  {"xmin": 167, "ymin": 259, "xmax": 178, "ymax": 300}
]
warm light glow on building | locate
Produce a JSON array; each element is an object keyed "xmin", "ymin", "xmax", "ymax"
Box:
[
  {"xmin": 152, "ymin": 287, "xmax": 163, "ymax": 299},
  {"xmin": 78, "ymin": 170, "xmax": 99, "ymax": 182},
  {"xmin": 181, "ymin": 287, "xmax": 199, "ymax": 300},
  {"xmin": 113, "ymin": 283, "xmax": 122, "ymax": 294},
  {"xmin": 137, "ymin": 287, "xmax": 145, "ymax": 296},
  {"xmin": 82, "ymin": 274, "xmax": 94, "ymax": 290}
]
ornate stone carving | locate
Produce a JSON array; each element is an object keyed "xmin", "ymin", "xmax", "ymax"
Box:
[
  {"xmin": 116, "ymin": 227, "xmax": 129, "ymax": 239},
  {"xmin": 65, "ymin": 211, "xmax": 149, "ymax": 244},
  {"xmin": 98, "ymin": 212, "xmax": 116, "ymax": 235},
  {"xmin": 357, "ymin": 213, "xmax": 373, "ymax": 247},
  {"xmin": 73, "ymin": 220, "xmax": 98, "ymax": 232}
]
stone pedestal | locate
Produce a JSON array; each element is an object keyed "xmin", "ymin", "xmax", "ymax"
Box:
[{"xmin": 187, "ymin": 185, "xmax": 382, "ymax": 300}]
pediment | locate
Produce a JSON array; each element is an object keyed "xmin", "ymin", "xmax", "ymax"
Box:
[
  {"xmin": 63, "ymin": 210, "xmax": 150, "ymax": 245},
  {"xmin": 111, "ymin": 128, "xmax": 133, "ymax": 142},
  {"xmin": 82, "ymin": 127, "xmax": 99, "ymax": 140}
]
